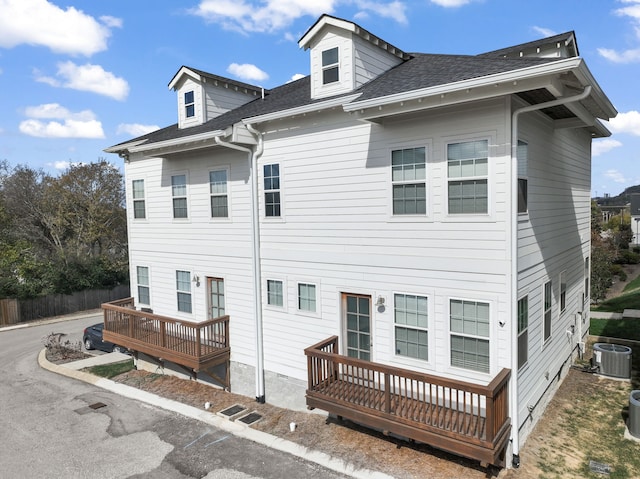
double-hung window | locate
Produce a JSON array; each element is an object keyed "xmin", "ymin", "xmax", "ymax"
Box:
[
  {"xmin": 322, "ymin": 47, "xmax": 339, "ymax": 84},
  {"xmin": 172, "ymin": 174, "xmax": 188, "ymax": 218},
  {"xmin": 517, "ymin": 140, "xmax": 528, "ymax": 214},
  {"xmin": 137, "ymin": 266, "xmax": 150, "ymax": 305},
  {"xmin": 267, "ymin": 279, "xmax": 284, "ymax": 307},
  {"xmin": 392, "ymin": 147, "xmax": 426, "ymax": 215},
  {"xmin": 176, "ymin": 270, "xmax": 192, "ymax": 313},
  {"xmin": 560, "ymin": 271, "xmax": 567, "ymax": 313},
  {"xmin": 209, "ymin": 169, "xmax": 228, "ymax": 218},
  {"xmin": 184, "ymin": 91, "xmax": 195, "ymax": 118},
  {"xmin": 264, "ymin": 164, "xmax": 280, "ymax": 217},
  {"xmin": 132, "ymin": 179, "xmax": 146, "ymax": 219},
  {"xmin": 517, "ymin": 296, "xmax": 528, "ymax": 369},
  {"xmin": 394, "ymin": 294, "xmax": 428, "ymax": 361},
  {"xmin": 543, "ymin": 281, "xmax": 552, "ymax": 342},
  {"xmin": 447, "ymin": 140, "xmax": 488, "ymax": 214},
  {"xmin": 209, "ymin": 277, "xmax": 225, "ymax": 319},
  {"xmin": 450, "ymin": 299, "xmax": 490, "ymax": 373},
  {"xmin": 298, "ymin": 283, "xmax": 316, "ymax": 312}
]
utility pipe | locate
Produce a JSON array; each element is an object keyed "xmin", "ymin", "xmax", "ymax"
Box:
[
  {"xmin": 509, "ymin": 85, "xmax": 592, "ymax": 466},
  {"xmin": 214, "ymin": 130, "xmax": 266, "ymax": 403}
]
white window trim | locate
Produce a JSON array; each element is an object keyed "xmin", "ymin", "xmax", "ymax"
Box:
[
  {"xmin": 209, "ymin": 166, "xmax": 232, "ymax": 221},
  {"xmin": 176, "ymin": 269, "xmax": 193, "ymax": 315},
  {"xmin": 295, "ymin": 279, "xmax": 321, "ymax": 317},
  {"xmin": 446, "ymin": 294, "xmax": 495, "ymax": 379},
  {"xmin": 517, "ymin": 293, "xmax": 529, "ymax": 371},
  {"xmin": 387, "ymin": 141, "xmax": 431, "ymax": 221},
  {"xmin": 321, "ymin": 46, "xmax": 340, "ymax": 86},
  {"xmin": 559, "ymin": 270, "xmax": 567, "ymax": 315},
  {"xmin": 131, "ymin": 179, "xmax": 147, "ymax": 221},
  {"xmin": 262, "ymin": 162, "xmax": 285, "ymax": 221},
  {"xmin": 339, "ymin": 290, "xmax": 375, "ymax": 363},
  {"xmin": 207, "ymin": 276, "xmax": 226, "ymax": 320},
  {"xmin": 136, "ymin": 265, "xmax": 151, "ymax": 307},
  {"xmin": 542, "ymin": 280, "xmax": 553, "ymax": 346},
  {"xmin": 265, "ymin": 278, "xmax": 287, "ymax": 311},
  {"xmin": 443, "ymin": 135, "xmax": 493, "ymax": 221},
  {"xmin": 170, "ymin": 171, "xmax": 190, "ymax": 222},
  {"xmin": 390, "ymin": 290, "xmax": 434, "ymax": 368}
]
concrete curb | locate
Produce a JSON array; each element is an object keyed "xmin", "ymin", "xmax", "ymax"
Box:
[{"xmin": 38, "ymin": 349, "xmax": 394, "ymax": 479}]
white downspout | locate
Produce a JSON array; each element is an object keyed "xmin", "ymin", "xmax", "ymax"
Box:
[
  {"xmin": 509, "ymin": 85, "xmax": 592, "ymax": 467},
  {"xmin": 215, "ymin": 130, "xmax": 266, "ymax": 403}
]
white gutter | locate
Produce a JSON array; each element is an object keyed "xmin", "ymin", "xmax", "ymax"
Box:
[
  {"xmin": 130, "ymin": 130, "xmax": 226, "ymax": 153},
  {"xmin": 509, "ymin": 85, "xmax": 592, "ymax": 467},
  {"xmin": 214, "ymin": 131, "xmax": 266, "ymax": 403}
]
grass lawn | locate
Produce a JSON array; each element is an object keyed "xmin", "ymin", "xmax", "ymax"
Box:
[
  {"xmin": 590, "ymin": 318, "xmax": 640, "ymax": 341},
  {"xmin": 592, "ymin": 269, "xmax": 640, "ymax": 313},
  {"xmin": 87, "ymin": 359, "xmax": 134, "ymax": 378}
]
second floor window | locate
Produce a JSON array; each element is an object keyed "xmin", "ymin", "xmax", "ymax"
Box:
[
  {"xmin": 264, "ymin": 164, "xmax": 280, "ymax": 217},
  {"xmin": 132, "ymin": 179, "xmax": 146, "ymax": 219},
  {"xmin": 172, "ymin": 174, "xmax": 188, "ymax": 218},
  {"xmin": 447, "ymin": 140, "xmax": 488, "ymax": 214},
  {"xmin": 560, "ymin": 271, "xmax": 567, "ymax": 313},
  {"xmin": 209, "ymin": 170, "xmax": 228, "ymax": 218},
  {"xmin": 322, "ymin": 47, "xmax": 339, "ymax": 84},
  {"xmin": 267, "ymin": 279, "xmax": 283, "ymax": 307},
  {"xmin": 392, "ymin": 147, "xmax": 426, "ymax": 215},
  {"xmin": 184, "ymin": 91, "xmax": 195, "ymax": 118}
]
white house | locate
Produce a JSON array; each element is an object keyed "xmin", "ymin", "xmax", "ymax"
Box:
[{"xmin": 105, "ymin": 14, "xmax": 616, "ymax": 468}]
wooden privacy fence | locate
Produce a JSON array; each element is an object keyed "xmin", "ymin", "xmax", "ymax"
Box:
[
  {"xmin": 305, "ymin": 336, "xmax": 511, "ymax": 467},
  {"xmin": 0, "ymin": 285, "xmax": 130, "ymax": 326}
]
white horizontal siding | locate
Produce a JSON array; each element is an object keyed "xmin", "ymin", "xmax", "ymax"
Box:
[
  {"xmin": 203, "ymin": 83, "xmax": 258, "ymax": 121},
  {"xmin": 515, "ymin": 109, "xmax": 591, "ymax": 428},
  {"xmin": 353, "ymin": 35, "xmax": 403, "ymax": 88}
]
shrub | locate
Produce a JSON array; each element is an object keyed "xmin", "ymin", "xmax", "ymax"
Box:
[{"xmin": 611, "ymin": 264, "xmax": 627, "ymax": 282}]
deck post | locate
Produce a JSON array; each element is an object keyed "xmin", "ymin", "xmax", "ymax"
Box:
[
  {"xmin": 384, "ymin": 372, "xmax": 391, "ymax": 414},
  {"xmin": 195, "ymin": 327, "xmax": 202, "ymax": 358}
]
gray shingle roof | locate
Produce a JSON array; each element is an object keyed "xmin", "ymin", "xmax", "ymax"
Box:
[{"xmin": 107, "ymin": 31, "xmax": 577, "ymax": 151}]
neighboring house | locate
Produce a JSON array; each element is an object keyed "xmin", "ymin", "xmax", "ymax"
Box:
[{"xmin": 104, "ymin": 14, "xmax": 616, "ymax": 469}]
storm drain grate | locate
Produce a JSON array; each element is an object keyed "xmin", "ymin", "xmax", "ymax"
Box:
[
  {"xmin": 89, "ymin": 402, "xmax": 107, "ymax": 410},
  {"xmin": 237, "ymin": 411, "xmax": 262, "ymax": 426},
  {"xmin": 219, "ymin": 404, "xmax": 246, "ymax": 419}
]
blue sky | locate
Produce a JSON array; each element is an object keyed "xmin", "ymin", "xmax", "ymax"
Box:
[{"xmin": 1, "ymin": 0, "xmax": 639, "ymax": 197}]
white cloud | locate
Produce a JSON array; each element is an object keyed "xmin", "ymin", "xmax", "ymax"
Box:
[
  {"xmin": 592, "ymin": 138, "xmax": 623, "ymax": 156},
  {"xmin": 189, "ymin": 0, "xmax": 407, "ymax": 33},
  {"xmin": 19, "ymin": 103, "xmax": 104, "ymax": 138},
  {"xmin": 355, "ymin": 1, "xmax": 407, "ymax": 24},
  {"xmin": 100, "ymin": 15, "xmax": 123, "ymax": 28},
  {"xmin": 604, "ymin": 169, "xmax": 629, "ymax": 183},
  {"xmin": 19, "ymin": 119, "xmax": 104, "ymax": 139},
  {"xmin": 598, "ymin": 0, "xmax": 640, "ymax": 63},
  {"xmin": 227, "ymin": 63, "xmax": 269, "ymax": 82},
  {"xmin": 607, "ymin": 110, "xmax": 640, "ymax": 136},
  {"xmin": 35, "ymin": 61, "xmax": 129, "ymax": 101},
  {"xmin": 532, "ymin": 26, "xmax": 557, "ymax": 37},
  {"xmin": 0, "ymin": 0, "xmax": 114, "ymax": 56},
  {"xmin": 117, "ymin": 123, "xmax": 160, "ymax": 136},
  {"xmin": 429, "ymin": 0, "xmax": 473, "ymax": 6},
  {"xmin": 288, "ymin": 73, "xmax": 306, "ymax": 83}
]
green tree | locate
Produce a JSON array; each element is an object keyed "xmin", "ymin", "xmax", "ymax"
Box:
[{"xmin": 590, "ymin": 229, "xmax": 615, "ymax": 303}]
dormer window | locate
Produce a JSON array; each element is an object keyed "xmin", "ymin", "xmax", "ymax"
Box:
[
  {"xmin": 184, "ymin": 91, "xmax": 195, "ymax": 118},
  {"xmin": 322, "ymin": 47, "xmax": 339, "ymax": 84}
]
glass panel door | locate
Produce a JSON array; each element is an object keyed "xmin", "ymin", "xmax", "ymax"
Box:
[
  {"xmin": 343, "ymin": 293, "xmax": 371, "ymax": 360},
  {"xmin": 208, "ymin": 277, "xmax": 225, "ymax": 319}
]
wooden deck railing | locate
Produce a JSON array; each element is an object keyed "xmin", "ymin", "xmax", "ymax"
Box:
[
  {"xmin": 305, "ymin": 336, "xmax": 511, "ymax": 467},
  {"xmin": 101, "ymin": 298, "xmax": 230, "ymax": 376}
]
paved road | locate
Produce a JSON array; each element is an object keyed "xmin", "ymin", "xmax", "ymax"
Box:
[{"xmin": 0, "ymin": 314, "xmax": 348, "ymax": 479}]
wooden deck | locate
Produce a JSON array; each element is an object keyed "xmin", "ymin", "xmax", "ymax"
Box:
[
  {"xmin": 305, "ymin": 336, "xmax": 511, "ymax": 467},
  {"xmin": 102, "ymin": 298, "xmax": 230, "ymax": 387}
]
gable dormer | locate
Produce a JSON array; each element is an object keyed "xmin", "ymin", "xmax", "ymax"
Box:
[
  {"xmin": 299, "ymin": 15, "xmax": 410, "ymax": 100},
  {"xmin": 168, "ymin": 67, "xmax": 264, "ymax": 129}
]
